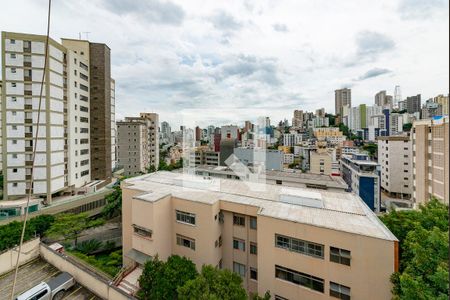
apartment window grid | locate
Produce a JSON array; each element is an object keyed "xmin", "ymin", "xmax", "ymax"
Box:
[
  {"xmin": 176, "ymin": 234, "xmax": 195, "ymax": 250},
  {"xmin": 233, "ymin": 214, "xmax": 245, "ymax": 226},
  {"xmin": 330, "ymin": 282, "xmax": 351, "ymax": 300},
  {"xmin": 275, "ymin": 234, "xmax": 324, "ymax": 259},
  {"xmin": 330, "ymin": 247, "xmax": 351, "ymax": 266},
  {"xmin": 275, "ymin": 265, "xmax": 324, "ymax": 293},
  {"xmin": 233, "ymin": 262, "xmax": 246, "ymax": 277},
  {"xmin": 176, "ymin": 210, "xmax": 196, "ymax": 225},
  {"xmin": 132, "ymin": 224, "xmax": 152, "ymax": 238}
]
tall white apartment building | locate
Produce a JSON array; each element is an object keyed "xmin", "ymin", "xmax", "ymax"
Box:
[
  {"xmin": 377, "ymin": 136, "xmax": 413, "ymax": 199},
  {"xmin": 1, "ymin": 31, "xmax": 116, "ymax": 202},
  {"xmin": 390, "ymin": 113, "xmax": 404, "ymax": 135}
]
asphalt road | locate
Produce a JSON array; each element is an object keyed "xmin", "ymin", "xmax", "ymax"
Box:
[{"xmin": 0, "ymin": 258, "xmax": 102, "ymax": 300}]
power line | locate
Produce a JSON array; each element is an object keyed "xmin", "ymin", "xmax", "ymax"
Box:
[{"xmin": 9, "ymin": 0, "xmax": 52, "ymax": 299}]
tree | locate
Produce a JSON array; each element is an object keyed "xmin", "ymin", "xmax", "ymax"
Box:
[
  {"xmin": 102, "ymin": 186, "xmax": 122, "ymax": 219},
  {"xmin": 362, "ymin": 143, "xmax": 377, "ymax": 159},
  {"xmin": 403, "ymin": 123, "xmax": 413, "ymax": 132},
  {"xmin": 177, "ymin": 265, "xmax": 247, "ymax": 300},
  {"xmin": 379, "ymin": 198, "xmax": 449, "ymax": 298},
  {"xmin": 45, "ymin": 213, "xmax": 104, "ymax": 247},
  {"xmin": 138, "ymin": 255, "xmax": 198, "ymax": 300}
]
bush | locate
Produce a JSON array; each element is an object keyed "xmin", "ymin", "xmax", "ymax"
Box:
[
  {"xmin": 75, "ymin": 239, "xmax": 103, "ymax": 255},
  {"xmin": 0, "ymin": 215, "xmax": 55, "ymax": 252},
  {"xmin": 71, "ymin": 249, "xmax": 122, "ymax": 277}
]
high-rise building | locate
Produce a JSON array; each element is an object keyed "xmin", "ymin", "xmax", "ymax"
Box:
[
  {"xmin": 292, "ymin": 110, "xmax": 304, "ymax": 128},
  {"xmin": 310, "ymin": 151, "xmax": 332, "ymax": 175},
  {"xmin": 220, "ymin": 125, "xmax": 239, "ymax": 141},
  {"xmin": 140, "ymin": 113, "xmax": 159, "ymax": 170},
  {"xmin": 117, "ymin": 119, "xmax": 149, "ymax": 176},
  {"xmin": 412, "ymin": 117, "xmax": 449, "ymax": 205},
  {"xmin": 374, "ymin": 91, "xmax": 393, "ymax": 109},
  {"xmin": 405, "ymin": 94, "xmax": 421, "ymax": 114},
  {"xmin": 122, "ymin": 172, "xmax": 398, "ymax": 299},
  {"xmin": 389, "ymin": 113, "xmax": 404, "ymax": 136},
  {"xmin": 433, "ymin": 94, "xmax": 448, "ymax": 115},
  {"xmin": 1, "ymin": 31, "xmax": 116, "ymax": 202},
  {"xmin": 377, "ymin": 136, "xmax": 412, "ymax": 199},
  {"xmin": 335, "ymin": 88, "xmax": 351, "ymax": 116}
]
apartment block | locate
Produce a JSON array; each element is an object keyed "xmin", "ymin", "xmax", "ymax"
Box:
[
  {"xmin": 140, "ymin": 113, "xmax": 159, "ymax": 169},
  {"xmin": 312, "ymin": 128, "xmax": 345, "ymax": 145},
  {"xmin": 335, "ymin": 88, "xmax": 351, "ymax": 116},
  {"xmin": 377, "ymin": 136, "xmax": 412, "ymax": 199},
  {"xmin": 189, "ymin": 147, "xmax": 220, "ymax": 166},
  {"xmin": 405, "ymin": 94, "xmax": 421, "ymax": 114},
  {"xmin": 122, "ymin": 172, "xmax": 398, "ymax": 299},
  {"xmin": 340, "ymin": 153, "xmax": 381, "ymax": 212},
  {"xmin": 433, "ymin": 94, "xmax": 448, "ymax": 115},
  {"xmin": 310, "ymin": 151, "xmax": 332, "ymax": 176},
  {"xmin": 117, "ymin": 119, "xmax": 149, "ymax": 176},
  {"xmin": 412, "ymin": 117, "xmax": 449, "ymax": 205},
  {"xmin": 1, "ymin": 31, "xmax": 116, "ymax": 203}
]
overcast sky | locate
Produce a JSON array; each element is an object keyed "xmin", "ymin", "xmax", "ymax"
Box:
[{"xmin": 1, "ymin": 0, "xmax": 448, "ymax": 128}]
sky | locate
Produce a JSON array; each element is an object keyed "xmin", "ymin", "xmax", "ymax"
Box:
[{"xmin": 1, "ymin": 0, "xmax": 449, "ymax": 128}]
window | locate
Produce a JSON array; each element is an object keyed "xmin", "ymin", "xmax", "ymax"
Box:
[
  {"xmin": 12, "ymin": 96, "xmax": 17, "ymax": 102},
  {"xmin": 34, "ymin": 289, "xmax": 49, "ymax": 299},
  {"xmin": 176, "ymin": 210, "xmax": 196, "ymax": 225},
  {"xmin": 13, "ymin": 183, "xmax": 18, "ymax": 187},
  {"xmin": 12, "ymin": 154, "xmax": 18, "ymax": 159},
  {"xmin": 12, "ymin": 125, "xmax": 17, "ymax": 130},
  {"xmin": 12, "ymin": 83, "xmax": 16, "ymax": 87},
  {"xmin": 80, "ymin": 170, "xmax": 89, "ymax": 176},
  {"xmin": 275, "ymin": 234, "xmax": 324, "ymax": 259},
  {"xmin": 10, "ymin": 39, "xmax": 16, "ymax": 44},
  {"xmin": 133, "ymin": 224, "xmax": 152, "ymax": 238},
  {"xmin": 330, "ymin": 282, "xmax": 351, "ymax": 300},
  {"xmin": 233, "ymin": 214, "xmax": 245, "ymax": 226},
  {"xmin": 330, "ymin": 247, "xmax": 351, "ymax": 266},
  {"xmin": 275, "ymin": 265, "xmax": 324, "ymax": 293},
  {"xmin": 233, "ymin": 262, "xmax": 245, "ymax": 277},
  {"xmin": 250, "ymin": 216, "xmax": 257, "ymax": 229},
  {"xmin": 276, "ymin": 180, "xmax": 282, "ymax": 185},
  {"xmin": 11, "ymin": 67, "xmax": 16, "ymax": 73},
  {"xmin": 12, "ymin": 140, "xmax": 17, "ymax": 144},
  {"xmin": 250, "ymin": 268, "xmax": 258, "ymax": 281},
  {"xmin": 250, "ymin": 242, "xmax": 257, "ymax": 255},
  {"xmin": 233, "ymin": 238, "xmax": 245, "ymax": 251},
  {"xmin": 176, "ymin": 234, "xmax": 195, "ymax": 250},
  {"xmin": 10, "ymin": 53, "xmax": 16, "ymax": 59},
  {"xmin": 12, "ymin": 111, "xmax": 17, "ymax": 116},
  {"xmin": 13, "ymin": 168, "xmax": 18, "ymax": 173}
]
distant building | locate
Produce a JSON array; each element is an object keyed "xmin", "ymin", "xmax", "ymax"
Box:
[
  {"xmin": 405, "ymin": 94, "xmax": 421, "ymax": 114},
  {"xmin": 234, "ymin": 148, "xmax": 283, "ymax": 171},
  {"xmin": 221, "ymin": 125, "xmax": 239, "ymax": 140},
  {"xmin": 340, "ymin": 153, "xmax": 381, "ymax": 212},
  {"xmin": 312, "ymin": 128, "xmax": 346, "ymax": 145},
  {"xmin": 421, "ymin": 99, "xmax": 442, "ymax": 119},
  {"xmin": 310, "ymin": 151, "xmax": 332, "ymax": 175},
  {"xmin": 189, "ymin": 147, "xmax": 220, "ymax": 167},
  {"xmin": 219, "ymin": 139, "xmax": 237, "ymax": 166},
  {"xmin": 377, "ymin": 136, "xmax": 412, "ymax": 199},
  {"xmin": 412, "ymin": 117, "xmax": 449, "ymax": 205},
  {"xmin": 433, "ymin": 94, "xmax": 448, "ymax": 115},
  {"xmin": 335, "ymin": 88, "xmax": 352, "ymax": 117},
  {"xmin": 117, "ymin": 119, "xmax": 149, "ymax": 176},
  {"xmin": 374, "ymin": 90, "xmax": 392, "ymax": 109}
]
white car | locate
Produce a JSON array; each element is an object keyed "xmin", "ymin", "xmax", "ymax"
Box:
[{"xmin": 15, "ymin": 272, "xmax": 75, "ymax": 300}]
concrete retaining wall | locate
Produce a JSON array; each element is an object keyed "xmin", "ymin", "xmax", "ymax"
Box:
[
  {"xmin": 39, "ymin": 244, "xmax": 135, "ymax": 300},
  {"xmin": 0, "ymin": 238, "xmax": 40, "ymax": 276}
]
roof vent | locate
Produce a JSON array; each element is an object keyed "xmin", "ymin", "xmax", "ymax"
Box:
[{"xmin": 279, "ymin": 190, "xmax": 324, "ymax": 208}]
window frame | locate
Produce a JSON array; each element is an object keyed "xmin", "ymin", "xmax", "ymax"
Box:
[
  {"xmin": 330, "ymin": 246, "xmax": 351, "ymax": 266},
  {"xmin": 176, "ymin": 210, "xmax": 196, "ymax": 225},
  {"xmin": 275, "ymin": 234, "xmax": 324, "ymax": 259},
  {"xmin": 176, "ymin": 234, "xmax": 196, "ymax": 250},
  {"xmin": 233, "ymin": 214, "xmax": 245, "ymax": 226}
]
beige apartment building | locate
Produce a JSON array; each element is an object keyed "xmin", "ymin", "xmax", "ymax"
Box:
[
  {"xmin": 117, "ymin": 119, "xmax": 149, "ymax": 177},
  {"xmin": 377, "ymin": 136, "xmax": 413, "ymax": 199},
  {"xmin": 412, "ymin": 117, "xmax": 449, "ymax": 205},
  {"xmin": 122, "ymin": 171, "xmax": 398, "ymax": 299},
  {"xmin": 310, "ymin": 151, "xmax": 332, "ymax": 176}
]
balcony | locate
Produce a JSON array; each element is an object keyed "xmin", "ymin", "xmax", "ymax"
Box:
[
  {"xmin": 25, "ymin": 146, "xmax": 33, "ymax": 152},
  {"xmin": 24, "ymin": 62, "xmax": 32, "ymax": 67},
  {"xmin": 24, "ymin": 76, "xmax": 32, "ymax": 82},
  {"xmin": 24, "ymin": 90, "xmax": 32, "ymax": 96},
  {"xmin": 26, "ymin": 175, "xmax": 32, "ymax": 180},
  {"xmin": 25, "ymin": 161, "xmax": 33, "ymax": 166},
  {"xmin": 24, "ymin": 104, "xmax": 32, "ymax": 110},
  {"xmin": 25, "ymin": 132, "xmax": 33, "ymax": 138},
  {"xmin": 25, "ymin": 119, "xmax": 32, "ymax": 124},
  {"xmin": 23, "ymin": 47, "xmax": 31, "ymax": 53}
]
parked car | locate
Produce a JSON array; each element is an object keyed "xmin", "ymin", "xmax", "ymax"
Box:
[{"xmin": 15, "ymin": 272, "xmax": 75, "ymax": 300}]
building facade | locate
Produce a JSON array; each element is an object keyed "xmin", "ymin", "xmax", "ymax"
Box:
[
  {"xmin": 335, "ymin": 88, "xmax": 351, "ymax": 116},
  {"xmin": 122, "ymin": 172, "xmax": 398, "ymax": 299},
  {"xmin": 310, "ymin": 151, "xmax": 332, "ymax": 176},
  {"xmin": 117, "ymin": 119, "xmax": 149, "ymax": 176},
  {"xmin": 1, "ymin": 31, "xmax": 116, "ymax": 202},
  {"xmin": 340, "ymin": 153, "xmax": 381, "ymax": 212},
  {"xmin": 377, "ymin": 136, "xmax": 413, "ymax": 199},
  {"xmin": 412, "ymin": 117, "xmax": 449, "ymax": 205}
]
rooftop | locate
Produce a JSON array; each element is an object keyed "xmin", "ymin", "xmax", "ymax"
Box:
[{"xmin": 124, "ymin": 171, "xmax": 397, "ymax": 242}]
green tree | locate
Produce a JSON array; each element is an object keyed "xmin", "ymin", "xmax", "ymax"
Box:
[
  {"xmin": 403, "ymin": 123, "xmax": 413, "ymax": 132},
  {"xmin": 45, "ymin": 213, "xmax": 104, "ymax": 247},
  {"xmin": 380, "ymin": 198, "xmax": 449, "ymax": 299},
  {"xmin": 138, "ymin": 255, "xmax": 198, "ymax": 300},
  {"xmin": 177, "ymin": 265, "xmax": 247, "ymax": 300},
  {"xmin": 362, "ymin": 143, "xmax": 377, "ymax": 159},
  {"xmin": 102, "ymin": 186, "xmax": 122, "ymax": 219}
]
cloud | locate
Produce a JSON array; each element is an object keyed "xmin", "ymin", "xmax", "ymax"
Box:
[
  {"xmin": 272, "ymin": 23, "xmax": 288, "ymax": 32},
  {"xmin": 355, "ymin": 68, "xmax": 392, "ymax": 81},
  {"xmin": 356, "ymin": 31, "xmax": 395, "ymax": 59},
  {"xmin": 102, "ymin": 0, "xmax": 185, "ymax": 25},
  {"xmin": 219, "ymin": 55, "xmax": 282, "ymax": 86},
  {"xmin": 209, "ymin": 11, "xmax": 242, "ymax": 31},
  {"xmin": 398, "ymin": 0, "xmax": 449, "ymax": 19}
]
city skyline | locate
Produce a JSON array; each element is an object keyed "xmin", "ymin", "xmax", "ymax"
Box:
[{"xmin": 0, "ymin": 0, "xmax": 448, "ymax": 127}]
